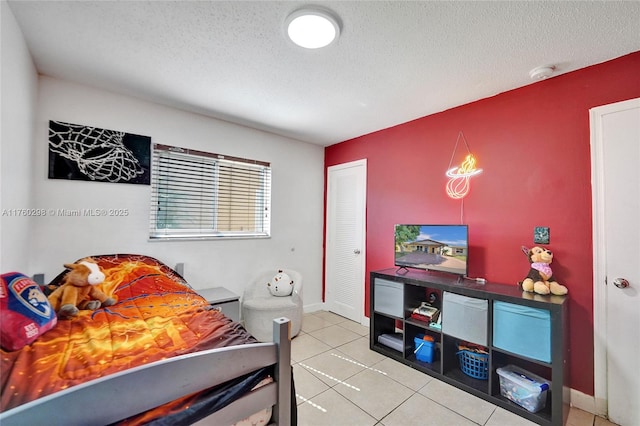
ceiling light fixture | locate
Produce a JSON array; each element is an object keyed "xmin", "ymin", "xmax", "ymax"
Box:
[
  {"xmin": 285, "ymin": 8, "xmax": 341, "ymax": 49},
  {"xmin": 529, "ymin": 65, "xmax": 556, "ymax": 80}
]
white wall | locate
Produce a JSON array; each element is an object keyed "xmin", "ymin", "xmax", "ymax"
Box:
[
  {"xmin": 0, "ymin": 2, "xmax": 39, "ymax": 272},
  {"xmin": 28, "ymin": 76, "xmax": 325, "ymax": 308}
]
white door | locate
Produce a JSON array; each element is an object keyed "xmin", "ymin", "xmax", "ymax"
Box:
[
  {"xmin": 325, "ymin": 159, "xmax": 367, "ymax": 323},
  {"xmin": 591, "ymin": 98, "xmax": 640, "ymax": 426}
]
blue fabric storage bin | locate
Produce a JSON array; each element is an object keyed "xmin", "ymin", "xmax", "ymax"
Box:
[{"xmin": 493, "ymin": 302, "xmax": 551, "ymax": 363}]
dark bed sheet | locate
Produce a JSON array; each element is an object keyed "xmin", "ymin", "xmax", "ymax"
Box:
[{"xmin": 1, "ymin": 254, "xmax": 265, "ymax": 424}]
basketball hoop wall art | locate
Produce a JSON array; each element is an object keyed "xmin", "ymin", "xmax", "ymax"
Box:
[{"xmin": 48, "ymin": 121, "xmax": 151, "ymax": 185}]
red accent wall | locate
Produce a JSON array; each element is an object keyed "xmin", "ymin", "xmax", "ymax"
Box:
[{"xmin": 324, "ymin": 51, "xmax": 640, "ymax": 396}]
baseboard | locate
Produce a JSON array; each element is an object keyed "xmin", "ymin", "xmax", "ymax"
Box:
[
  {"xmin": 303, "ymin": 304, "xmax": 370, "ymax": 328},
  {"xmin": 303, "ymin": 302, "xmax": 325, "ymax": 313},
  {"xmin": 361, "ymin": 316, "xmax": 370, "ymax": 328},
  {"xmin": 569, "ymin": 388, "xmax": 601, "ymax": 416}
]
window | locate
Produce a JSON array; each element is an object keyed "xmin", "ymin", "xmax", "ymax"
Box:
[{"xmin": 150, "ymin": 144, "xmax": 271, "ymax": 240}]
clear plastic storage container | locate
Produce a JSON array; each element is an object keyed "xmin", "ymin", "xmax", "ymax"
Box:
[{"xmin": 496, "ymin": 364, "xmax": 550, "ymax": 413}]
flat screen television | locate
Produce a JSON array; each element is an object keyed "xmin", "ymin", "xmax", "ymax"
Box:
[{"xmin": 394, "ymin": 224, "xmax": 469, "ymax": 276}]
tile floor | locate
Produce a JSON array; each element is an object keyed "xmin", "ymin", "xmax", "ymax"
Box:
[{"xmin": 292, "ymin": 310, "xmax": 617, "ymax": 426}]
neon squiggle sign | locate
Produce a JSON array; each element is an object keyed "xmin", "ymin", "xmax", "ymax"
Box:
[{"xmin": 445, "ymin": 135, "xmax": 482, "ymax": 200}]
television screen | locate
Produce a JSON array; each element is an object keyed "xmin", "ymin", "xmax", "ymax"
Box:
[{"xmin": 394, "ymin": 224, "xmax": 468, "ymax": 276}]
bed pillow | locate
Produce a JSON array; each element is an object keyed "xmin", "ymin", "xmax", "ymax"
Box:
[{"xmin": 0, "ymin": 272, "xmax": 57, "ymax": 351}]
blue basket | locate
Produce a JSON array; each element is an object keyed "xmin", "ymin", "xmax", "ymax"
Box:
[{"xmin": 457, "ymin": 350, "xmax": 488, "ymax": 380}]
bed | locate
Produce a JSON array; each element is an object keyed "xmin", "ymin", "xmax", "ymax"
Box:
[{"xmin": 0, "ymin": 254, "xmax": 295, "ymax": 425}]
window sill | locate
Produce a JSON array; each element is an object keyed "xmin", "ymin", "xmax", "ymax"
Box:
[{"xmin": 148, "ymin": 234, "xmax": 271, "ymax": 242}]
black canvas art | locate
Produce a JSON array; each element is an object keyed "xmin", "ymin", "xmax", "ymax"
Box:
[{"xmin": 48, "ymin": 120, "xmax": 151, "ymax": 185}]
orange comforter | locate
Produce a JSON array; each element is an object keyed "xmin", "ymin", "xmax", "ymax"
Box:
[{"xmin": 1, "ymin": 254, "xmax": 256, "ymax": 415}]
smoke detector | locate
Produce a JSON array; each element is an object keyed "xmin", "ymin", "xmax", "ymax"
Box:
[{"xmin": 529, "ymin": 65, "xmax": 556, "ymax": 80}]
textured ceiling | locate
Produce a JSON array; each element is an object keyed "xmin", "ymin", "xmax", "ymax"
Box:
[{"xmin": 7, "ymin": 1, "xmax": 640, "ymax": 146}]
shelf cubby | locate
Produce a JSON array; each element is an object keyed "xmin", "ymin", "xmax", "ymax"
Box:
[{"xmin": 370, "ymin": 268, "xmax": 568, "ymax": 426}]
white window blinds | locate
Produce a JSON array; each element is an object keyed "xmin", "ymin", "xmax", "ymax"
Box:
[{"xmin": 150, "ymin": 144, "xmax": 271, "ymax": 240}]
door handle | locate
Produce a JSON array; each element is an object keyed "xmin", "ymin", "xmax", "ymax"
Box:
[
  {"xmin": 354, "ymin": 249, "xmax": 361, "ymax": 254},
  {"xmin": 613, "ymin": 278, "xmax": 630, "ymax": 289}
]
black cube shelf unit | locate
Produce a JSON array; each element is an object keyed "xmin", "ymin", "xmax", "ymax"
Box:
[{"xmin": 370, "ymin": 268, "xmax": 568, "ymax": 426}]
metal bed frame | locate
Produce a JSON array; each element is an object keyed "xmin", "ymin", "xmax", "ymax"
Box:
[{"xmin": 0, "ymin": 318, "xmax": 293, "ymax": 426}]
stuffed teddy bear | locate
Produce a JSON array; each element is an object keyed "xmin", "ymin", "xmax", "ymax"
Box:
[
  {"xmin": 47, "ymin": 259, "xmax": 116, "ymax": 318},
  {"xmin": 267, "ymin": 270, "xmax": 294, "ymax": 297},
  {"xmin": 520, "ymin": 246, "xmax": 568, "ymax": 296}
]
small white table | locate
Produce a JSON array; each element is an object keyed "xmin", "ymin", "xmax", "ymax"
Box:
[{"xmin": 196, "ymin": 287, "xmax": 240, "ymax": 322}]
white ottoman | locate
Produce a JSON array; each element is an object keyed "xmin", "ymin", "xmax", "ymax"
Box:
[{"xmin": 242, "ymin": 269, "xmax": 303, "ymax": 342}]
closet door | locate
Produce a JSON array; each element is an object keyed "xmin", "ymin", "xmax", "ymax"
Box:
[
  {"xmin": 325, "ymin": 159, "xmax": 367, "ymax": 323},
  {"xmin": 591, "ymin": 98, "xmax": 640, "ymax": 425}
]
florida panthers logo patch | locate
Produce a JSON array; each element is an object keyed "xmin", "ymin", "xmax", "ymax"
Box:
[
  {"xmin": 1, "ymin": 272, "xmax": 57, "ymax": 350},
  {"xmin": 9, "ymin": 276, "xmax": 52, "ymax": 318}
]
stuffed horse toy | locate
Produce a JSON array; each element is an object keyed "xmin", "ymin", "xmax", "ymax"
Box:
[{"xmin": 47, "ymin": 259, "xmax": 116, "ymax": 318}]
